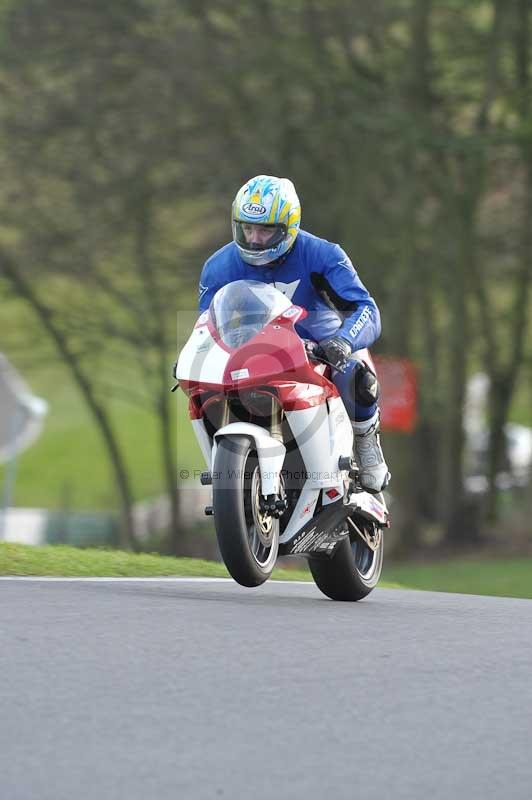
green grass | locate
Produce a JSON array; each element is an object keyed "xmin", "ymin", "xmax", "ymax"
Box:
[
  {"xmin": 383, "ymin": 557, "xmax": 532, "ymax": 599},
  {"xmin": 0, "ymin": 542, "xmax": 311, "ymax": 580},
  {"xmin": 1, "ymin": 543, "xmax": 531, "ymax": 600}
]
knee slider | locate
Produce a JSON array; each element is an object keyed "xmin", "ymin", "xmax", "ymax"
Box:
[{"xmin": 349, "ymin": 360, "xmax": 380, "ymax": 407}]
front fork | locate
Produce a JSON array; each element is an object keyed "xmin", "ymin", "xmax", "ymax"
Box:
[{"xmin": 257, "ymin": 397, "xmax": 287, "ymax": 516}]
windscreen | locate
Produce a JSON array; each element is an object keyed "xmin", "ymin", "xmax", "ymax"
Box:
[{"xmin": 210, "ymin": 280, "xmax": 291, "ymax": 348}]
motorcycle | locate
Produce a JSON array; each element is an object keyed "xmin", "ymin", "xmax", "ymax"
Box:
[{"xmin": 174, "ymin": 279, "xmax": 389, "ymax": 601}]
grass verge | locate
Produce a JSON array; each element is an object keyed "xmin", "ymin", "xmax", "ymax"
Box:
[
  {"xmin": 0, "ymin": 542, "xmax": 404, "ymax": 586},
  {"xmin": 0, "ymin": 542, "xmax": 312, "ymax": 581},
  {"xmin": 382, "ymin": 557, "xmax": 532, "ymax": 600},
  {"xmin": 1, "ymin": 544, "xmax": 531, "ymax": 599}
]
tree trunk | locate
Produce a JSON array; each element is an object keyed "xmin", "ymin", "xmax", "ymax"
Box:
[
  {"xmin": 442, "ymin": 201, "xmax": 472, "ymax": 545},
  {"xmin": 133, "ymin": 185, "xmax": 182, "ymax": 550},
  {"xmin": 158, "ymin": 383, "xmax": 182, "ymax": 555}
]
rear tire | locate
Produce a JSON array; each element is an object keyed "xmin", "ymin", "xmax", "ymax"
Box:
[
  {"xmin": 308, "ymin": 520, "xmax": 384, "ymax": 601},
  {"xmin": 212, "ymin": 435, "xmax": 279, "ymax": 587}
]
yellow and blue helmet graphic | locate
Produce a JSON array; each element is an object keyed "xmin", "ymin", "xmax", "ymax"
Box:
[{"xmin": 232, "ymin": 175, "xmax": 301, "ymax": 266}]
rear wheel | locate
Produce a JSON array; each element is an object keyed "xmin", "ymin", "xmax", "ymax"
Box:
[
  {"xmin": 212, "ymin": 435, "xmax": 279, "ymax": 587},
  {"xmin": 308, "ymin": 516, "xmax": 384, "ymax": 601}
]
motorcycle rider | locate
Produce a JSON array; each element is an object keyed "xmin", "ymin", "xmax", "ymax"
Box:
[{"xmin": 197, "ymin": 175, "xmax": 390, "ymax": 493}]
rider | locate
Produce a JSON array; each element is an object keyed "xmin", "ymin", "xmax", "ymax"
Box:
[{"xmin": 197, "ymin": 175, "xmax": 390, "ymax": 493}]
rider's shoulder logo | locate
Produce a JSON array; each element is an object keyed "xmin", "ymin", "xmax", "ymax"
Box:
[{"xmin": 242, "ymin": 202, "xmax": 267, "ymax": 216}]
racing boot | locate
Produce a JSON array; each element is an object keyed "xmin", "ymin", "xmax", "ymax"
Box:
[{"xmin": 352, "ymin": 410, "xmax": 390, "ymax": 494}]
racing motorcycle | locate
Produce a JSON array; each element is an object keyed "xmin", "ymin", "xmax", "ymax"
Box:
[{"xmin": 174, "ymin": 279, "xmax": 389, "ymax": 601}]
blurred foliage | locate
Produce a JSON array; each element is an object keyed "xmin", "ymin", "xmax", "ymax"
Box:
[{"xmin": 0, "ymin": 0, "xmax": 531, "ymax": 552}]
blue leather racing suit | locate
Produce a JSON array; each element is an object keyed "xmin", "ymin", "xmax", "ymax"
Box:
[{"xmin": 198, "ymin": 229, "xmax": 381, "ymax": 421}]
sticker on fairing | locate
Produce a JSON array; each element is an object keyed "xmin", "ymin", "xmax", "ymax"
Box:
[
  {"xmin": 231, "ymin": 369, "xmax": 250, "ymax": 380},
  {"xmin": 282, "ymin": 307, "xmax": 300, "ymax": 319}
]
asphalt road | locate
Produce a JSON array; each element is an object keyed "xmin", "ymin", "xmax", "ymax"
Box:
[{"xmin": 1, "ymin": 577, "xmax": 531, "ymax": 800}]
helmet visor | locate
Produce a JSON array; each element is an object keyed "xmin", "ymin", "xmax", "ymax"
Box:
[{"xmin": 233, "ymin": 221, "xmax": 287, "ymax": 252}]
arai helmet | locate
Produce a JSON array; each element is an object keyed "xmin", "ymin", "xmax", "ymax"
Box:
[{"xmin": 232, "ymin": 175, "xmax": 301, "ymax": 266}]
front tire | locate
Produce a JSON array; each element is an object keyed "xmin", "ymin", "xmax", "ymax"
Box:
[
  {"xmin": 212, "ymin": 435, "xmax": 279, "ymax": 587},
  {"xmin": 308, "ymin": 519, "xmax": 384, "ymax": 601}
]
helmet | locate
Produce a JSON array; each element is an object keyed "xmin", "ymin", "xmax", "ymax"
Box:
[{"xmin": 232, "ymin": 175, "xmax": 301, "ymax": 266}]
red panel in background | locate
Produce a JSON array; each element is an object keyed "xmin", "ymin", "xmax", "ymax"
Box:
[{"xmin": 373, "ymin": 356, "xmax": 418, "ymax": 433}]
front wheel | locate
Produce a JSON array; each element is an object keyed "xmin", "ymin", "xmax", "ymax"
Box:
[
  {"xmin": 308, "ymin": 518, "xmax": 384, "ymax": 601},
  {"xmin": 212, "ymin": 435, "xmax": 279, "ymax": 587}
]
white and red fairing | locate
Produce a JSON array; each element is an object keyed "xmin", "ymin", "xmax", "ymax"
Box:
[
  {"xmin": 178, "ymin": 303, "xmax": 339, "ymax": 400},
  {"xmin": 176, "ymin": 295, "xmax": 384, "ymax": 539}
]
